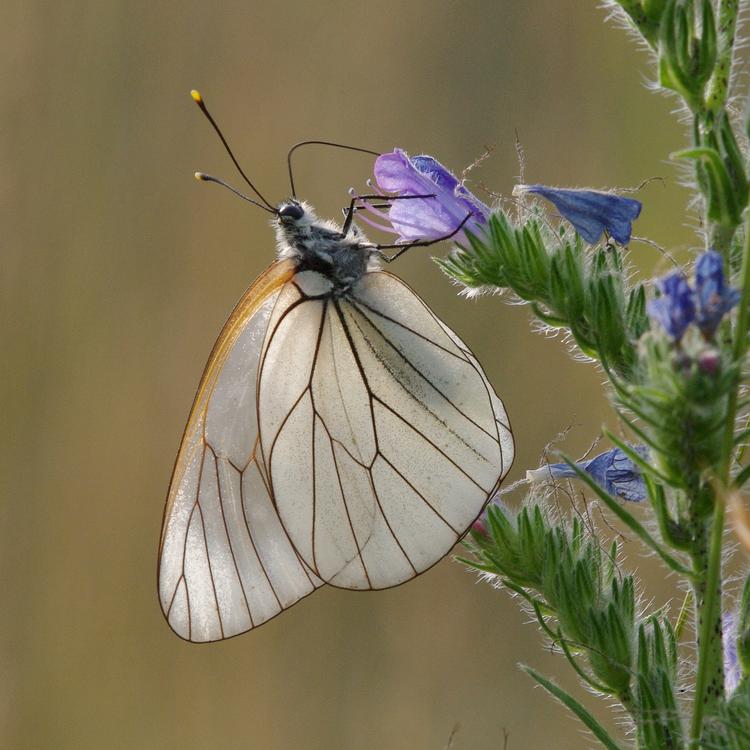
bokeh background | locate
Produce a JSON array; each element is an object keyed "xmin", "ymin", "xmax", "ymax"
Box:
[{"xmin": 3, "ymin": 2, "xmax": 703, "ymax": 748}]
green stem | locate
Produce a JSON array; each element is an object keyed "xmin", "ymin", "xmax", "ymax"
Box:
[
  {"xmin": 698, "ymin": 1, "xmax": 741, "ymax": 252},
  {"xmin": 689, "ymin": 206, "xmax": 750, "ymax": 747},
  {"xmin": 706, "ymin": 0, "xmax": 739, "ymax": 113},
  {"xmin": 723, "ymin": 220, "xmax": 750, "ymax": 480},
  {"xmin": 688, "ymin": 504, "xmax": 725, "ymax": 748},
  {"xmin": 691, "ymin": 114, "xmax": 711, "ymax": 253},
  {"xmin": 709, "ymin": 224, "xmax": 736, "ymax": 256}
]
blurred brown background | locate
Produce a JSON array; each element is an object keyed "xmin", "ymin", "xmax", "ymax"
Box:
[{"xmin": 3, "ymin": 1, "xmax": 698, "ymax": 748}]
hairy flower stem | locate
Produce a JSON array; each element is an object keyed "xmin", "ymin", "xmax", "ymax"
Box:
[
  {"xmin": 690, "ymin": 205, "xmax": 750, "ymax": 746},
  {"xmin": 709, "ymin": 224, "xmax": 735, "ymax": 255},
  {"xmin": 689, "ymin": 512, "xmax": 725, "ymax": 747},
  {"xmin": 692, "ymin": 113, "xmax": 735, "ymax": 254},
  {"xmin": 691, "ymin": 115, "xmax": 712, "ymax": 253}
]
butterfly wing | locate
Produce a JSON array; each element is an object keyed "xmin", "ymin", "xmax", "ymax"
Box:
[
  {"xmin": 257, "ymin": 269, "xmax": 513, "ymax": 590},
  {"xmin": 158, "ymin": 260, "xmax": 324, "ymax": 642}
]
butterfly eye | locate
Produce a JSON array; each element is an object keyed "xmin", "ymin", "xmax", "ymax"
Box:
[{"xmin": 278, "ymin": 202, "xmax": 305, "ymax": 221}]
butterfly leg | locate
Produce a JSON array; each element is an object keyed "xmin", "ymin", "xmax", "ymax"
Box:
[
  {"xmin": 341, "ymin": 193, "xmax": 436, "ymax": 235},
  {"xmin": 374, "ymin": 212, "xmax": 473, "ymax": 263}
]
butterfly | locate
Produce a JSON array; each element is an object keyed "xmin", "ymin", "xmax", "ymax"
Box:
[{"xmin": 157, "ymin": 91, "xmax": 514, "ymax": 642}]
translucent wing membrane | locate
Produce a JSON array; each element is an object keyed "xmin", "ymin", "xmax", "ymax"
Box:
[
  {"xmin": 160, "ymin": 263, "xmax": 513, "ymax": 642},
  {"xmin": 159, "ymin": 261, "xmax": 323, "ymax": 643},
  {"xmin": 258, "ymin": 270, "xmax": 514, "ymax": 591}
]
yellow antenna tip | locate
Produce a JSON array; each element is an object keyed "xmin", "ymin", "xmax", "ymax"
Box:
[
  {"xmin": 194, "ymin": 171, "xmax": 207, "ymax": 181},
  {"xmin": 190, "ymin": 90, "xmax": 203, "ymax": 103}
]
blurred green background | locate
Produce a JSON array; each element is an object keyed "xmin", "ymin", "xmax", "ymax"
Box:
[{"xmin": 3, "ymin": 1, "xmax": 698, "ymax": 748}]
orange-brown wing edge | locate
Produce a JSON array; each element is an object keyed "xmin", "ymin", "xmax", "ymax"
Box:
[{"xmin": 158, "ymin": 260, "xmax": 296, "ymax": 560}]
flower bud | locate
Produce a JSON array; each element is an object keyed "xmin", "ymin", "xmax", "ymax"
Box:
[
  {"xmin": 697, "ymin": 348, "xmax": 721, "ymax": 375},
  {"xmin": 658, "ymin": 0, "xmax": 716, "ymax": 111},
  {"xmin": 471, "ymin": 517, "xmax": 489, "ymax": 537}
]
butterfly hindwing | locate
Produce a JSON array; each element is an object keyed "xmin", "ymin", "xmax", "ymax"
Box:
[{"xmin": 257, "ymin": 269, "xmax": 514, "ymax": 591}]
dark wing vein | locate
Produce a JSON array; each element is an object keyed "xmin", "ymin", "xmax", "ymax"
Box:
[
  {"xmin": 332, "ymin": 300, "xmax": 417, "ymax": 577},
  {"xmin": 181, "ymin": 443, "xmax": 208, "ymax": 640},
  {"xmin": 345, "ymin": 308, "xmax": 495, "ymax": 470},
  {"xmin": 349, "ymin": 301, "xmax": 499, "ymax": 442},
  {"xmin": 236, "ymin": 459, "xmax": 285, "ymax": 610},
  {"xmin": 378, "ymin": 453, "xmax": 462, "ymax": 535},
  {"xmin": 315, "ymin": 414, "xmax": 373, "ymax": 587},
  {"xmin": 310, "ymin": 406, "xmax": 318, "ymax": 573},
  {"xmin": 368, "ymin": 469, "xmax": 418, "ymax": 575},
  {"xmin": 433, "ymin": 319, "xmax": 513, "ymax": 436},
  {"xmin": 351, "ymin": 297, "xmax": 472, "ymax": 363},
  {"xmin": 263, "ymin": 299, "xmax": 329, "ymax": 580},
  {"xmin": 308, "ymin": 306, "xmax": 328, "ymax": 577},
  {"xmin": 208, "ymin": 444, "xmax": 254, "ymax": 628},
  {"xmin": 195, "ymin": 495, "xmax": 225, "ymax": 640},
  {"xmin": 372, "ymin": 394, "xmax": 487, "ymax": 492}
]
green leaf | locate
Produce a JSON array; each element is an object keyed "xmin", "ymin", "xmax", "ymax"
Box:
[
  {"xmin": 522, "ymin": 666, "xmax": 624, "ymax": 750},
  {"xmin": 643, "ymin": 474, "xmax": 693, "ymax": 550},
  {"xmin": 672, "ymin": 145, "xmax": 741, "ymax": 226},
  {"xmin": 735, "ymin": 463, "xmax": 750, "ymax": 488}
]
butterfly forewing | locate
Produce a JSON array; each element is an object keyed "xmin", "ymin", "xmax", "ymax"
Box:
[{"xmin": 158, "ymin": 260, "xmax": 323, "ymax": 643}]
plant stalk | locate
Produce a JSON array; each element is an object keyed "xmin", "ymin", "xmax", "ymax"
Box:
[{"xmin": 690, "ymin": 203, "xmax": 750, "ymax": 746}]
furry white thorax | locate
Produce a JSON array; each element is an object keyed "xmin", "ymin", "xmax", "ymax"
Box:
[{"xmin": 273, "ymin": 200, "xmax": 380, "ymax": 293}]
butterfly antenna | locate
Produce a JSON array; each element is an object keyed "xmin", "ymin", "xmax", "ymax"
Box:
[
  {"xmin": 191, "ymin": 90, "xmax": 276, "ymax": 212},
  {"xmin": 287, "ymin": 140, "xmax": 380, "ymax": 198},
  {"xmin": 194, "ymin": 172, "xmax": 275, "ymax": 213}
]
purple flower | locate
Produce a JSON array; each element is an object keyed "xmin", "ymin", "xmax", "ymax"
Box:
[
  {"xmin": 515, "ymin": 185, "xmax": 642, "ymax": 245},
  {"xmin": 647, "ymin": 251, "xmax": 739, "ymax": 343},
  {"xmin": 647, "ymin": 272, "xmax": 696, "ymax": 342},
  {"xmin": 370, "ymin": 149, "xmax": 489, "ymax": 243},
  {"xmin": 694, "ymin": 250, "xmax": 740, "ymax": 337},
  {"xmin": 724, "ymin": 612, "xmax": 742, "ymax": 696},
  {"xmin": 526, "ymin": 446, "xmax": 648, "ymax": 502}
]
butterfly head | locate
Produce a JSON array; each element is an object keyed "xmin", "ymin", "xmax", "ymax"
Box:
[{"xmin": 276, "ymin": 199, "xmax": 315, "ymax": 227}]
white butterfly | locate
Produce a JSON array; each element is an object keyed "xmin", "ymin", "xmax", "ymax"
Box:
[{"xmin": 158, "ymin": 93, "xmax": 514, "ymax": 642}]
